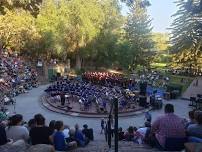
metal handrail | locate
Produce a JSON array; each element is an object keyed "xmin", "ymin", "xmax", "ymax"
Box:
[
  {"xmin": 106, "ymin": 100, "xmax": 114, "ymax": 149},
  {"xmin": 106, "ymin": 98, "xmax": 118, "ymax": 152}
]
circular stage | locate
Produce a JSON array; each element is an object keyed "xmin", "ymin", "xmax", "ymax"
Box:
[
  {"xmin": 42, "ymin": 72, "xmax": 153, "ymax": 118},
  {"xmin": 41, "ymin": 94, "xmax": 151, "ymax": 118}
]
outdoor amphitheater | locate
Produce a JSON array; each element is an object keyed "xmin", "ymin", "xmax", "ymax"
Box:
[{"xmin": 0, "ymin": 0, "xmax": 202, "ymax": 151}]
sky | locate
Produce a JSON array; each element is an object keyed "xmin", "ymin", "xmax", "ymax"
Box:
[{"xmin": 121, "ymin": 0, "xmax": 178, "ymax": 33}]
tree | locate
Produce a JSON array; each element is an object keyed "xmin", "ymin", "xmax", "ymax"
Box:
[
  {"xmin": 63, "ymin": 0, "xmax": 105, "ymax": 69},
  {"xmin": 35, "ymin": 0, "xmax": 69, "ymax": 60},
  {"xmin": 83, "ymin": 0, "xmax": 124, "ymax": 68},
  {"xmin": 152, "ymin": 33, "xmax": 169, "ymax": 51},
  {"xmin": 170, "ymin": 0, "xmax": 202, "ymax": 69},
  {"xmin": 0, "ymin": 0, "xmax": 42, "ymax": 17},
  {"xmin": 151, "ymin": 33, "xmax": 171, "ymax": 64},
  {"xmin": 124, "ymin": 0, "xmax": 154, "ymax": 70},
  {"xmin": 0, "ymin": 9, "xmax": 39, "ymax": 52},
  {"xmin": 121, "ymin": 0, "xmax": 151, "ymax": 7},
  {"xmin": 185, "ymin": 0, "xmax": 202, "ymax": 14}
]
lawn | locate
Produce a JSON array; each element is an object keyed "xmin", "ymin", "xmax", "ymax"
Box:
[{"xmin": 165, "ymin": 74, "xmax": 194, "ymax": 93}]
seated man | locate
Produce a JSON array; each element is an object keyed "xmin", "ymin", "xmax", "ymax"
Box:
[
  {"xmin": 53, "ymin": 121, "xmax": 77, "ymax": 151},
  {"xmin": 29, "ymin": 114, "xmax": 52, "ymax": 145},
  {"xmin": 82, "ymin": 124, "xmax": 94, "ymax": 141},
  {"xmin": 118, "ymin": 127, "xmax": 125, "ymax": 141},
  {"xmin": 185, "ymin": 110, "xmax": 196, "ymax": 128},
  {"xmin": 187, "ymin": 111, "xmax": 202, "ymax": 140},
  {"xmin": 150, "ymin": 104, "xmax": 186, "ymax": 149},
  {"xmin": 75, "ymin": 124, "xmax": 89, "ymax": 147}
]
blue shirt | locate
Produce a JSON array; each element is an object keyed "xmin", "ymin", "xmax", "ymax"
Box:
[
  {"xmin": 75, "ymin": 130, "xmax": 85, "ymax": 146},
  {"xmin": 53, "ymin": 131, "xmax": 68, "ymax": 151},
  {"xmin": 187, "ymin": 124, "xmax": 202, "ymax": 139}
]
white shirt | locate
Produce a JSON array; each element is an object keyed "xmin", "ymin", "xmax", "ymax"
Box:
[
  {"xmin": 63, "ymin": 129, "xmax": 70, "ymax": 138},
  {"xmin": 6, "ymin": 126, "xmax": 29, "ymax": 142}
]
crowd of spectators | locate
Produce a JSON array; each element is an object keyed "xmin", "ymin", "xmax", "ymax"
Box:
[
  {"xmin": 0, "ymin": 49, "xmax": 38, "ymax": 109},
  {"xmin": 0, "ymin": 113, "xmax": 93, "ymax": 152},
  {"xmin": 115, "ymin": 104, "xmax": 202, "ymax": 151},
  {"xmin": 0, "ymin": 104, "xmax": 201, "ymax": 151}
]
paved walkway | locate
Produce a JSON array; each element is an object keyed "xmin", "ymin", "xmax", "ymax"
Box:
[
  {"xmin": 182, "ymin": 77, "xmax": 202, "ymax": 99},
  {"xmin": 7, "ymin": 84, "xmax": 192, "ymax": 141}
]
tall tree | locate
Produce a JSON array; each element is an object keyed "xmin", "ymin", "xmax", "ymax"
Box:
[
  {"xmin": 124, "ymin": 0, "xmax": 154, "ymax": 70},
  {"xmin": 121, "ymin": 0, "xmax": 151, "ymax": 7},
  {"xmin": 170, "ymin": 0, "xmax": 202, "ymax": 69},
  {"xmin": 36, "ymin": 0, "xmax": 69, "ymax": 60},
  {"xmin": 0, "ymin": 0, "xmax": 42, "ymax": 17},
  {"xmin": 64, "ymin": 0, "xmax": 105, "ymax": 69},
  {"xmin": 0, "ymin": 9, "xmax": 39, "ymax": 52},
  {"xmin": 152, "ymin": 33, "xmax": 169, "ymax": 51},
  {"xmin": 83, "ymin": 0, "xmax": 124, "ymax": 68}
]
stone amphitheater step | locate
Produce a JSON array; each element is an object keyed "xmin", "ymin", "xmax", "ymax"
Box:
[
  {"xmin": 37, "ymin": 75, "xmax": 49, "ymax": 85},
  {"xmin": 65, "ymin": 140, "xmax": 181, "ymax": 152}
]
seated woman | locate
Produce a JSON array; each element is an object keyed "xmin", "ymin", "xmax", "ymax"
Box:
[
  {"xmin": 53, "ymin": 121, "xmax": 77, "ymax": 151},
  {"xmin": 75, "ymin": 124, "xmax": 89, "ymax": 147},
  {"xmin": 187, "ymin": 111, "xmax": 202, "ymax": 142},
  {"xmin": 5, "ymin": 114, "xmax": 29, "ymax": 142}
]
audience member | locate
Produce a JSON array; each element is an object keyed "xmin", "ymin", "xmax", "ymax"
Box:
[
  {"xmin": 27, "ymin": 119, "xmax": 36, "ymax": 131},
  {"xmin": 124, "ymin": 126, "xmax": 135, "ymax": 141},
  {"xmin": 5, "ymin": 114, "xmax": 29, "ymax": 142},
  {"xmin": 82, "ymin": 124, "xmax": 89, "ymax": 139},
  {"xmin": 75, "ymin": 124, "xmax": 89, "ymax": 147},
  {"xmin": 63, "ymin": 125, "xmax": 70, "ymax": 141},
  {"xmin": 118, "ymin": 127, "xmax": 125, "ymax": 141},
  {"xmin": 29, "ymin": 114, "xmax": 52, "ymax": 145},
  {"xmin": 69, "ymin": 128, "xmax": 76, "ymax": 142},
  {"xmin": 187, "ymin": 111, "xmax": 202, "ymax": 139},
  {"xmin": 150, "ymin": 104, "xmax": 186, "ymax": 149},
  {"xmin": 186, "ymin": 110, "xmax": 196, "ymax": 128},
  {"xmin": 49, "ymin": 120, "xmax": 56, "ymax": 135},
  {"xmin": 0, "ymin": 123, "xmax": 8, "ymax": 145},
  {"xmin": 53, "ymin": 121, "xmax": 77, "ymax": 151},
  {"xmin": 135, "ymin": 122, "xmax": 151, "ymax": 144},
  {"xmin": 82, "ymin": 124, "xmax": 94, "ymax": 141}
]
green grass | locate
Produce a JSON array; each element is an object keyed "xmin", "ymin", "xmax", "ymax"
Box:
[
  {"xmin": 165, "ymin": 74, "xmax": 194, "ymax": 93},
  {"xmin": 151, "ymin": 62, "xmax": 167, "ymax": 68}
]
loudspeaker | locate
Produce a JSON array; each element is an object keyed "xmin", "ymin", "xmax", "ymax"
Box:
[
  {"xmin": 139, "ymin": 96, "xmax": 147, "ymax": 107},
  {"xmin": 140, "ymin": 81, "xmax": 147, "ymax": 96}
]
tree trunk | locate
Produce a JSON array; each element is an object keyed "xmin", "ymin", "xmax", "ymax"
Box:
[{"xmin": 76, "ymin": 52, "xmax": 81, "ymax": 70}]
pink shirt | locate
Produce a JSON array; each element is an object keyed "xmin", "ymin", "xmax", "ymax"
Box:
[{"xmin": 151, "ymin": 113, "xmax": 186, "ymax": 147}]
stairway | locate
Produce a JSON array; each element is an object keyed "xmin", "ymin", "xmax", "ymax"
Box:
[
  {"xmin": 182, "ymin": 77, "xmax": 202, "ymax": 99},
  {"xmin": 68, "ymin": 140, "xmax": 179, "ymax": 152}
]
